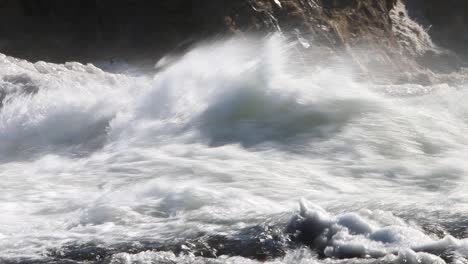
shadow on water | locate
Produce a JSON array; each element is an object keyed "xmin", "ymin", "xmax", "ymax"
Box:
[
  {"xmin": 197, "ymin": 86, "xmax": 376, "ymax": 149},
  {"xmin": 0, "ymin": 117, "xmax": 111, "ymax": 164}
]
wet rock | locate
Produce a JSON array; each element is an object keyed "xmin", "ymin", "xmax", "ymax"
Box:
[
  {"xmin": 406, "ymin": 0, "xmax": 468, "ymax": 61},
  {"xmin": 0, "ymin": 0, "xmax": 465, "ymax": 81},
  {"xmin": 0, "ymin": 0, "xmax": 406, "ymax": 62},
  {"xmin": 45, "ymin": 224, "xmax": 290, "ymax": 263}
]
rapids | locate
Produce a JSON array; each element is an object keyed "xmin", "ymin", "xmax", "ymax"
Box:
[{"xmin": 0, "ymin": 37, "xmax": 467, "ymax": 263}]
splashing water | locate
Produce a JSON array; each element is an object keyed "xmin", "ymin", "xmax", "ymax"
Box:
[{"xmin": 0, "ymin": 36, "xmax": 467, "ymax": 264}]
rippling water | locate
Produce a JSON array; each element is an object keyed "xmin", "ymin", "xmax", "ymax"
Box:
[{"xmin": 0, "ymin": 37, "xmax": 467, "ymax": 264}]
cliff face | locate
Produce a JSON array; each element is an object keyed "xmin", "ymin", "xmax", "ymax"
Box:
[
  {"xmin": 406, "ymin": 0, "xmax": 468, "ymax": 60},
  {"xmin": 0, "ymin": 0, "xmax": 464, "ymax": 79},
  {"xmin": 0, "ymin": 0, "xmax": 404, "ymax": 61},
  {"xmin": 0, "ymin": 0, "xmax": 255, "ymax": 61}
]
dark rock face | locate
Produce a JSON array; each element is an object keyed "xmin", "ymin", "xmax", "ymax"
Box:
[
  {"xmin": 406, "ymin": 0, "xmax": 468, "ymax": 60},
  {"xmin": 0, "ymin": 0, "xmax": 399, "ymax": 63},
  {"xmin": 0, "ymin": 0, "xmax": 255, "ymax": 62},
  {"xmin": 0, "ymin": 0, "xmax": 465, "ymax": 79}
]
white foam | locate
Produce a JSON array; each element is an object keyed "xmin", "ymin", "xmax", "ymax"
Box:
[
  {"xmin": 107, "ymin": 249, "xmax": 320, "ymax": 264},
  {"xmin": 0, "ymin": 36, "xmax": 468, "ymax": 262},
  {"xmin": 390, "ymin": 0, "xmax": 435, "ymax": 56},
  {"xmin": 294, "ymin": 200, "xmax": 466, "ymax": 263}
]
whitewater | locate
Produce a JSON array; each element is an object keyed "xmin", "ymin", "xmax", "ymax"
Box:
[{"xmin": 0, "ymin": 36, "xmax": 467, "ymax": 264}]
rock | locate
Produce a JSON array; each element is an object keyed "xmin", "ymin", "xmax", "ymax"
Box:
[
  {"xmin": 0, "ymin": 0, "xmax": 465, "ymax": 81},
  {"xmin": 0, "ymin": 0, "xmax": 407, "ymax": 61},
  {"xmin": 406, "ymin": 0, "xmax": 468, "ymax": 61}
]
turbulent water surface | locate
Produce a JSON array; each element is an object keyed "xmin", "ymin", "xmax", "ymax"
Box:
[{"xmin": 1, "ymin": 37, "xmax": 468, "ymax": 264}]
